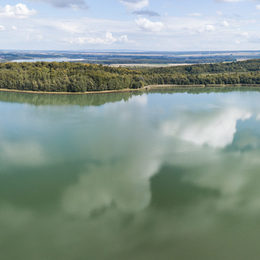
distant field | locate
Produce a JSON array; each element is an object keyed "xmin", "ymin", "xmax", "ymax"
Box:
[{"xmin": 1, "ymin": 50, "xmax": 260, "ymax": 65}]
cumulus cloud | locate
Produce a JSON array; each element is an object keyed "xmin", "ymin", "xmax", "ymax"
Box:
[
  {"xmin": 119, "ymin": 0, "xmax": 149, "ymax": 10},
  {"xmin": 0, "ymin": 25, "xmax": 5, "ymax": 31},
  {"xmin": 136, "ymin": 17, "xmax": 164, "ymax": 32},
  {"xmin": 0, "ymin": 4, "xmax": 36, "ymax": 19},
  {"xmin": 29, "ymin": 0, "xmax": 88, "ymax": 9},
  {"xmin": 67, "ymin": 32, "xmax": 129, "ymax": 45},
  {"xmin": 0, "ymin": 0, "xmax": 259, "ymax": 51}
]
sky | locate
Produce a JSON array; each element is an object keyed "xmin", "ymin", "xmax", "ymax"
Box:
[{"xmin": 0, "ymin": 0, "xmax": 260, "ymax": 51}]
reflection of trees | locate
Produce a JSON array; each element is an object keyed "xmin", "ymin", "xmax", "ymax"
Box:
[
  {"xmin": 2, "ymin": 87, "xmax": 260, "ymax": 108},
  {"xmin": 0, "ymin": 92, "xmax": 142, "ymax": 107},
  {"xmin": 149, "ymin": 87, "xmax": 260, "ymax": 95}
]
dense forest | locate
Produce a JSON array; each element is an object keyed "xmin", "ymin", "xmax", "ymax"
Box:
[{"xmin": 0, "ymin": 60, "xmax": 260, "ymax": 92}]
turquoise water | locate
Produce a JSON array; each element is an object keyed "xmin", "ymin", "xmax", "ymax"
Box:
[{"xmin": 1, "ymin": 90, "xmax": 260, "ymax": 260}]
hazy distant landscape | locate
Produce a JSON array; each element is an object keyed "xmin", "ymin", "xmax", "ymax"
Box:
[{"xmin": 1, "ymin": 50, "xmax": 260, "ymax": 66}]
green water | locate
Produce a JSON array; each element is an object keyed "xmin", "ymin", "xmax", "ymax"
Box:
[{"xmin": 1, "ymin": 90, "xmax": 260, "ymax": 260}]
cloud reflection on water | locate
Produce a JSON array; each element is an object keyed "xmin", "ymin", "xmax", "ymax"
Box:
[
  {"xmin": 162, "ymin": 107, "xmax": 251, "ymax": 148},
  {"xmin": 1, "ymin": 91, "xmax": 260, "ymax": 259}
]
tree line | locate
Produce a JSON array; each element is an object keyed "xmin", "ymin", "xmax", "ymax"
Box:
[{"xmin": 0, "ymin": 60, "xmax": 259, "ymax": 92}]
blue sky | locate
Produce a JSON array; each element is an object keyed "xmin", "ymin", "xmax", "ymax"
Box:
[{"xmin": 0, "ymin": 0, "xmax": 260, "ymax": 51}]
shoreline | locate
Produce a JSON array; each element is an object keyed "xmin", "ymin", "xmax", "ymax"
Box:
[
  {"xmin": 0, "ymin": 88, "xmax": 143, "ymax": 95},
  {"xmin": 0, "ymin": 84, "xmax": 260, "ymax": 95}
]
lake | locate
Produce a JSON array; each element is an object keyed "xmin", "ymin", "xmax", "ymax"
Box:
[{"xmin": 1, "ymin": 89, "xmax": 260, "ymax": 260}]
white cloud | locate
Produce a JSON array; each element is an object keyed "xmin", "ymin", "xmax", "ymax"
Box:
[
  {"xmin": 256, "ymin": 4, "xmax": 260, "ymax": 10},
  {"xmin": 67, "ymin": 32, "xmax": 129, "ymax": 45},
  {"xmin": 0, "ymin": 25, "xmax": 5, "ymax": 31},
  {"xmin": 0, "ymin": 1, "xmax": 259, "ymax": 51},
  {"xmin": 204, "ymin": 24, "xmax": 216, "ymax": 32},
  {"xmin": 239, "ymin": 31, "xmax": 249, "ymax": 38},
  {"xmin": 118, "ymin": 34, "xmax": 129, "ymax": 43},
  {"xmin": 189, "ymin": 13, "xmax": 202, "ymax": 17},
  {"xmin": 222, "ymin": 20, "xmax": 230, "ymax": 27},
  {"xmin": 120, "ymin": 0, "xmax": 149, "ymax": 10},
  {"xmin": 53, "ymin": 21, "xmax": 82, "ymax": 33},
  {"xmin": 29, "ymin": 0, "xmax": 88, "ymax": 9},
  {"xmin": 136, "ymin": 17, "xmax": 164, "ymax": 32},
  {"xmin": 191, "ymin": 23, "xmax": 216, "ymax": 33},
  {"xmin": 0, "ymin": 4, "xmax": 36, "ymax": 19}
]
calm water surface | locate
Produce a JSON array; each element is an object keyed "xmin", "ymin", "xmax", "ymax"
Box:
[{"xmin": 1, "ymin": 90, "xmax": 260, "ymax": 260}]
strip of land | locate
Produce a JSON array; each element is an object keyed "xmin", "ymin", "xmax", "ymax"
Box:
[
  {"xmin": 0, "ymin": 87, "xmax": 141, "ymax": 95},
  {"xmin": 0, "ymin": 60, "xmax": 259, "ymax": 93}
]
